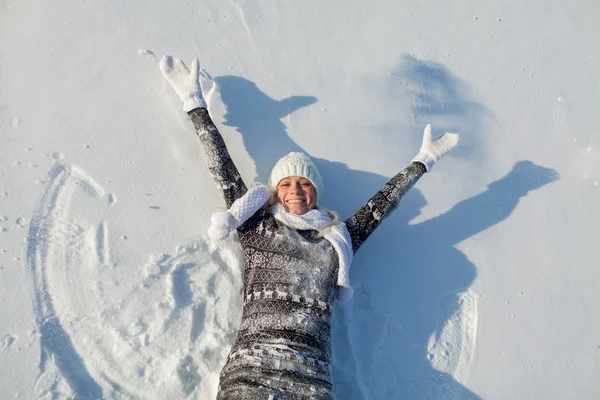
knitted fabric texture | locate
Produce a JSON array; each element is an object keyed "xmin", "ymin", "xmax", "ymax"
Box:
[
  {"xmin": 159, "ymin": 56, "xmax": 207, "ymax": 112},
  {"xmin": 209, "ymin": 185, "xmax": 354, "ymax": 302},
  {"xmin": 271, "ymin": 204, "xmax": 354, "ymax": 302},
  {"xmin": 188, "ymin": 108, "xmax": 425, "ymax": 399},
  {"xmin": 268, "ymin": 152, "xmax": 324, "ymax": 195},
  {"xmin": 208, "ymin": 183, "xmax": 271, "ymax": 240},
  {"xmin": 411, "ymin": 124, "xmax": 460, "ymax": 171}
]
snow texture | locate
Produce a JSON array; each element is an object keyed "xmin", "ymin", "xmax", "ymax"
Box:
[{"xmin": 1, "ymin": 0, "xmax": 599, "ymax": 399}]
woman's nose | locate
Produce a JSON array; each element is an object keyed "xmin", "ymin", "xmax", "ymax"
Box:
[{"xmin": 290, "ymin": 182, "xmax": 304, "ymax": 193}]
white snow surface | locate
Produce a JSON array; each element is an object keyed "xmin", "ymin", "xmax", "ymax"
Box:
[{"xmin": 1, "ymin": 0, "xmax": 599, "ymax": 399}]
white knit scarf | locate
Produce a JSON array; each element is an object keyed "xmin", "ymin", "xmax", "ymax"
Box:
[
  {"xmin": 208, "ymin": 184, "xmax": 354, "ymax": 302},
  {"xmin": 270, "ymin": 204, "xmax": 354, "ymax": 302}
]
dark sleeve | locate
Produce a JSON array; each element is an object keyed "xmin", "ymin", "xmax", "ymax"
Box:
[
  {"xmin": 344, "ymin": 162, "xmax": 426, "ymax": 253},
  {"xmin": 188, "ymin": 108, "xmax": 247, "ymax": 208}
]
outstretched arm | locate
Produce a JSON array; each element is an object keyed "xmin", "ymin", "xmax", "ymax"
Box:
[
  {"xmin": 189, "ymin": 108, "xmax": 247, "ymax": 207},
  {"xmin": 160, "ymin": 55, "xmax": 247, "ymax": 207},
  {"xmin": 345, "ymin": 162, "xmax": 426, "ymax": 253},
  {"xmin": 345, "ymin": 124, "xmax": 459, "ymax": 253}
]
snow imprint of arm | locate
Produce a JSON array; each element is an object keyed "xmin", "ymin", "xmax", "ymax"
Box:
[
  {"xmin": 27, "ymin": 158, "xmax": 107, "ymax": 398},
  {"xmin": 27, "ymin": 157, "xmax": 245, "ymax": 399},
  {"xmin": 95, "ymin": 222, "xmax": 109, "ymax": 266},
  {"xmin": 427, "ymin": 290, "xmax": 478, "ymax": 384}
]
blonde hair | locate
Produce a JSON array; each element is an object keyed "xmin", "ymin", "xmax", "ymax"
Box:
[{"xmin": 314, "ymin": 207, "xmax": 342, "ymax": 238}]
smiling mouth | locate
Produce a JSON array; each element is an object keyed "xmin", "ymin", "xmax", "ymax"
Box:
[{"xmin": 286, "ymin": 199, "xmax": 305, "ymax": 204}]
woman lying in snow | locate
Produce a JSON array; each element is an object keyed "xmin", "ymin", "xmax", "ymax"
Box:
[{"xmin": 160, "ymin": 56, "xmax": 459, "ymax": 400}]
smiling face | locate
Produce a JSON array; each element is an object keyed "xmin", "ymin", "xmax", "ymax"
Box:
[{"xmin": 276, "ymin": 176, "xmax": 317, "ymax": 215}]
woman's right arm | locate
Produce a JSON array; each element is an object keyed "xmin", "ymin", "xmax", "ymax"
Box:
[
  {"xmin": 158, "ymin": 55, "xmax": 248, "ymax": 208},
  {"xmin": 189, "ymin": 107, "xmax": 247, "ymax": 208}
]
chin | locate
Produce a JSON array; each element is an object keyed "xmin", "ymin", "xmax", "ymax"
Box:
[
  {"xmin": 289, "ymin": 209, "xmax": 307, "ymax": 215},
  {"xmin": 285, "ymin": 206, "xmax": 308, "ymax": 215},
  {"xmin": 281, "ymin": 202, "xmax": 315, "ymax": 215}
]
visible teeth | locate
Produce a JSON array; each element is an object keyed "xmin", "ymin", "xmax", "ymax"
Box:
[{"xmin": 288, "ymin": 199, "xmax": 304, "ymax": 203}]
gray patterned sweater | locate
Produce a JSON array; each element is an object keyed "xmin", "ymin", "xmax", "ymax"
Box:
[{"xmin": 189, "ymin": 108, "xmax": 425, "ymax": 399}]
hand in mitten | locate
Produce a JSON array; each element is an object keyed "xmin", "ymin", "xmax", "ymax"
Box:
[
  {"xmin": 412, "ymin": 124, "xmax": 459, "ymax": 171},
  {"xmin": 159, "ymin": 55, "xmax": 206, "ymax": 112},
  {"xmin": 207, "ymin": 184, "xmax": 271, "ymax": 241},
  {"xmin": 208, "ymin": 211, "xmax": 235, "ymax": 241}
]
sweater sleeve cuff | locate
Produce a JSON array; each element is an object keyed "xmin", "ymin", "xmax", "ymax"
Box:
[{"xmin": 411, "ymin": 152, "xmax": 434, "ymax": 172}]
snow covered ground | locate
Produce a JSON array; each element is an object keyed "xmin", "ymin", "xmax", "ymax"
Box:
[{"xmin": 1, "ymin": 0, "xmax": 599, "ymax": 398}]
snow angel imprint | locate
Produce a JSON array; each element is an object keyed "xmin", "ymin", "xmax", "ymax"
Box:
[{"xmin": 160, "ymin": 56, "xmax": 459, "ymax": 400}]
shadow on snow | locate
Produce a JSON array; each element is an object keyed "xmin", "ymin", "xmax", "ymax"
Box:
[{"xmin": 213, "ymin": 55, "xmax": 558, "ymax": 399}]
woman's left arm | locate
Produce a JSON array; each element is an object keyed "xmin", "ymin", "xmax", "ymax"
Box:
[
  {"xmin": 344, "ymin": 124, "xmax": 459, "ymax": 253},
  {"xmin": 344, "ymin": 162, "xmax": 425, "ymax": 253}
]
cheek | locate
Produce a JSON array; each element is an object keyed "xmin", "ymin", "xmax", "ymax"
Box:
[
  {"xmin": 308, "ymin": 190, "xmax": 317, "ymax": 206},
  {"xmin": 276, "ymin": 189, "xmax": 286, "ymax": 204}
]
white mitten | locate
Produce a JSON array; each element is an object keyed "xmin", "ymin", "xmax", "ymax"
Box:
[
  {"xmin": 412, "ymin": 124, "xmax": 459, "ymax": 171},
  {"xmin": 208, "ymin": 211, "xmax": 236, "ymax": 241},
  {"xmin": 207, "ymin": 184, "xmax": 271, "ymax": 241},
  {"xmin": 159, "ymin": 55, "xmax": 206, "ymax": 112},
  {"xmin": 229, "ymin": 184, "xmax": 271, "ymax": 222}
]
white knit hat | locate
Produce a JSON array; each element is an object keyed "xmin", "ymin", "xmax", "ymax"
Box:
[{"xmin": 268, "ymin": 152, "xmax": 323, "ymax": 196}]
